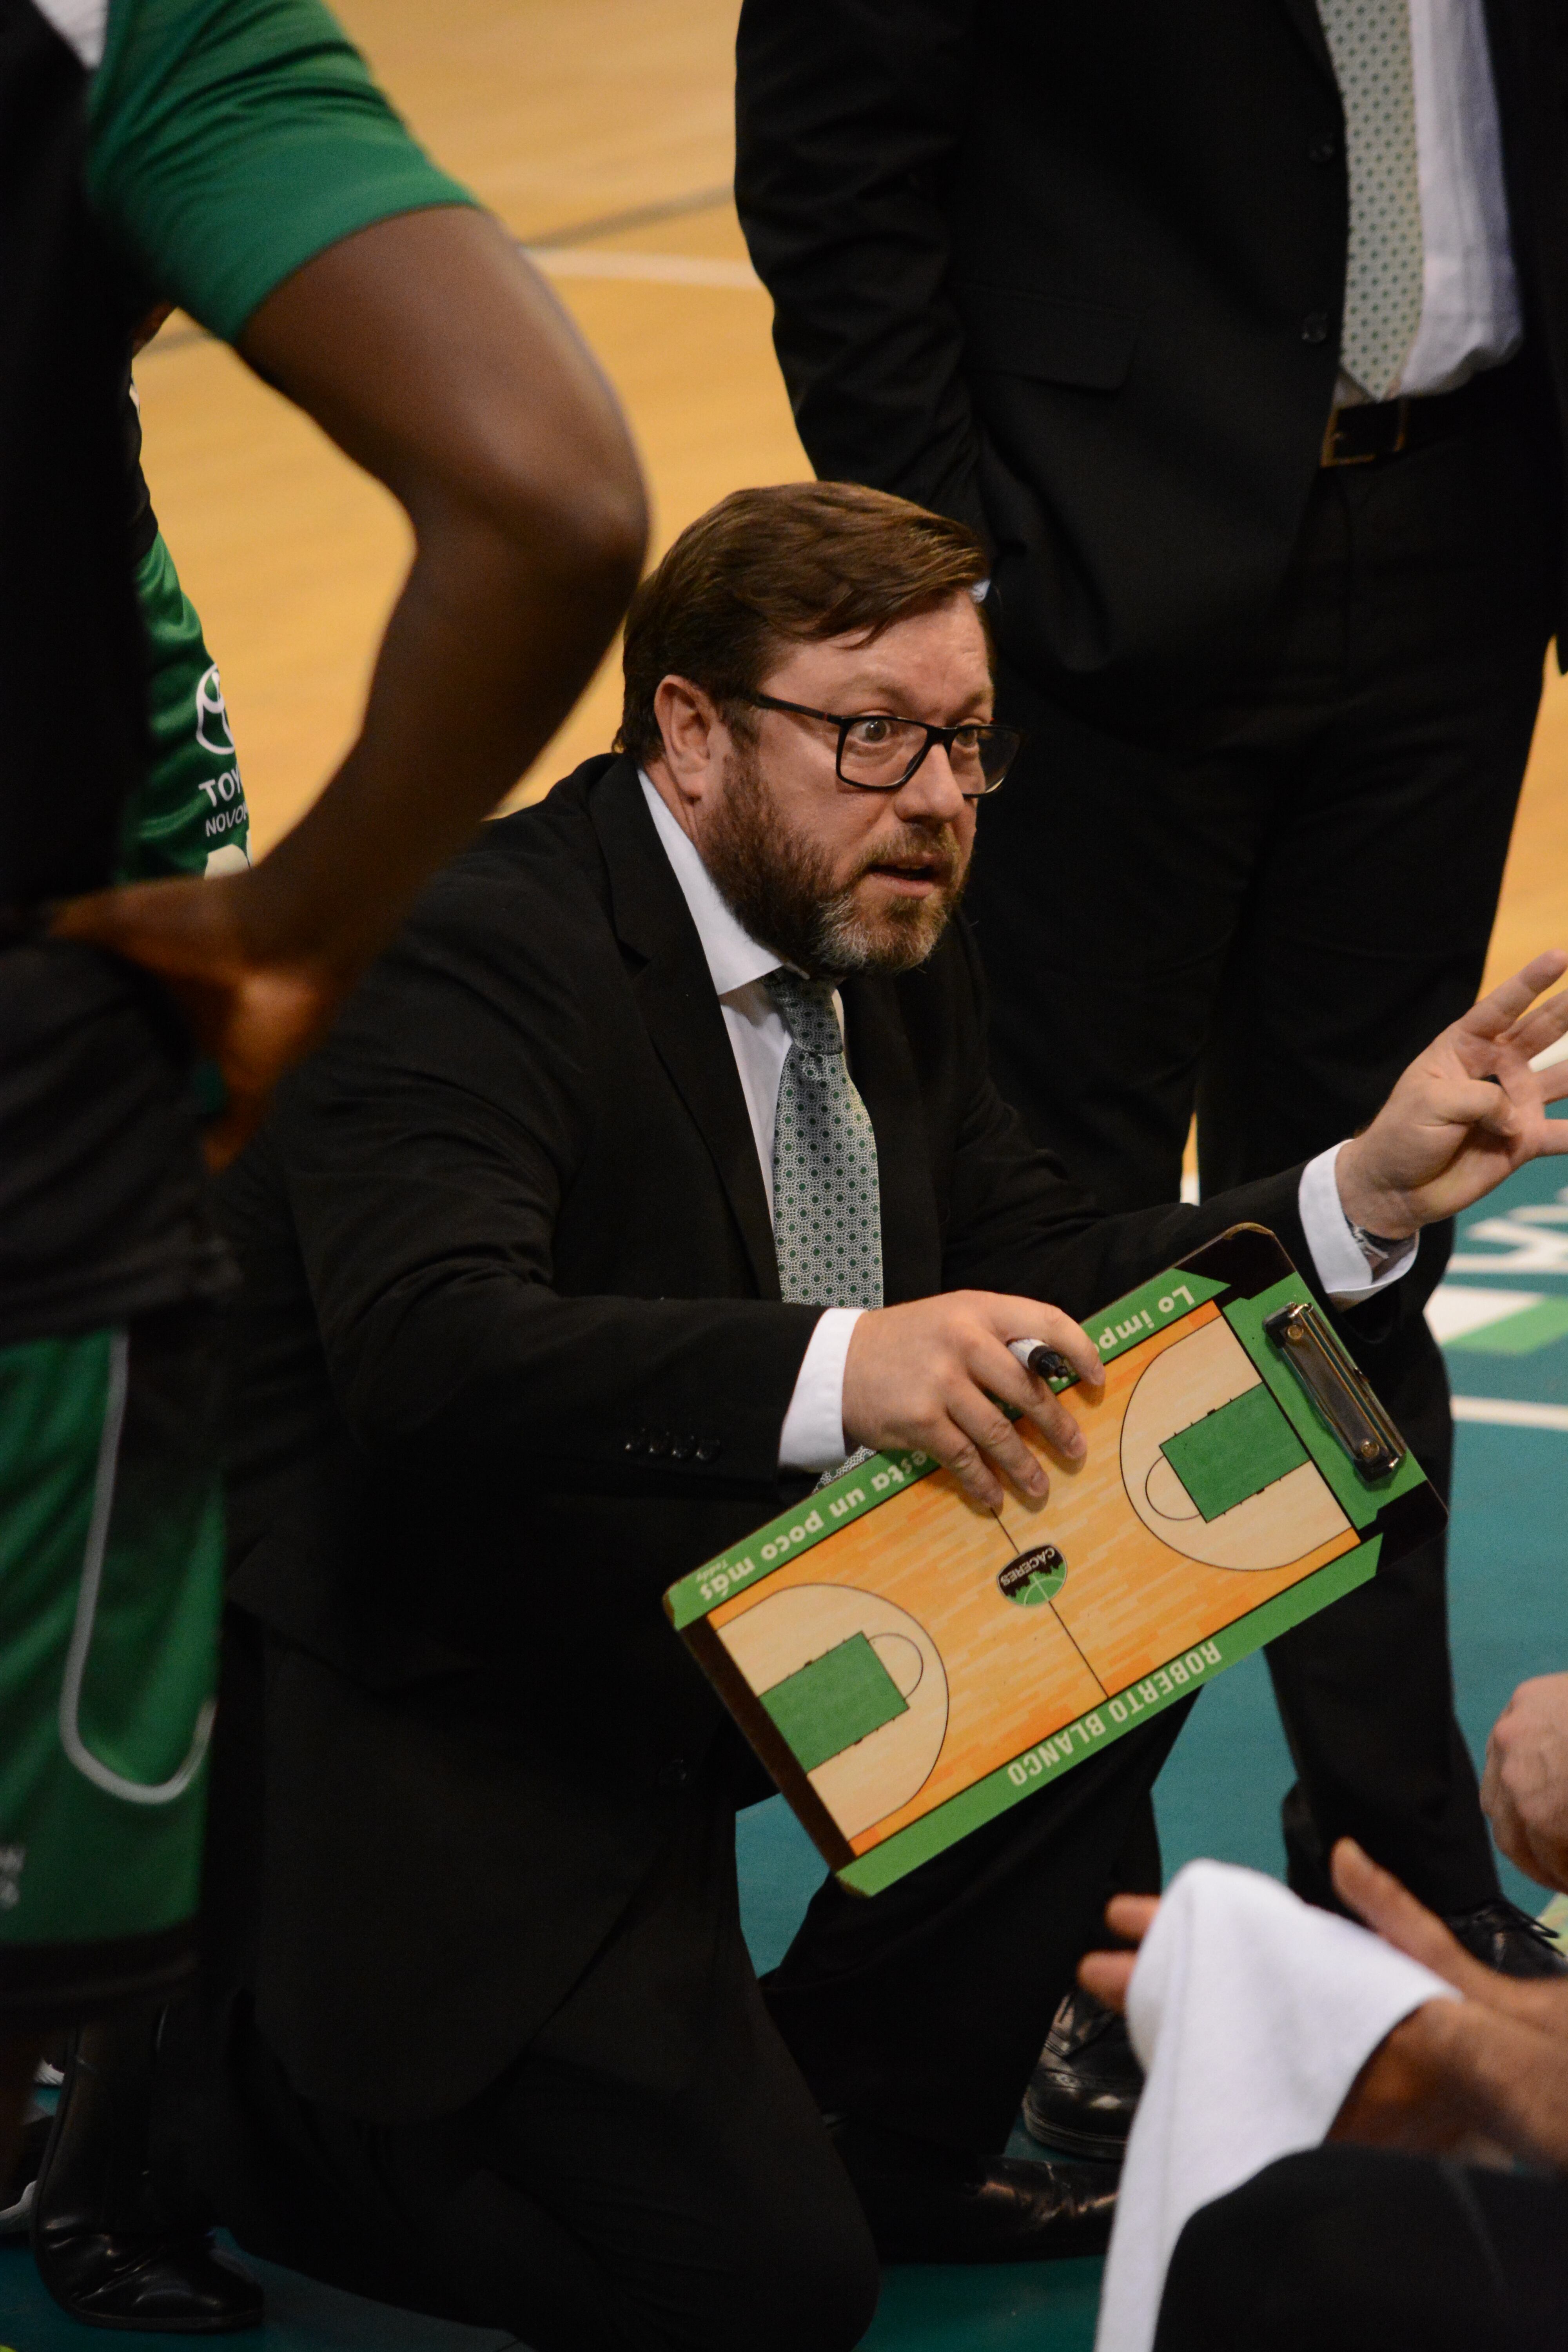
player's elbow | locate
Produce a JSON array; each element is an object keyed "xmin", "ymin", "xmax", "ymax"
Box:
[
  {"xmin": 535, "ymin": 450, "xmax": 648, "ymax": 611},
  {"xmin": 451, "ymin": 416, "xmax": 647, "ymax": 637}
]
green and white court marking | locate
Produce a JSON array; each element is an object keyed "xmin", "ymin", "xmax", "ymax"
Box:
[{"xmin": 1432, "ymin": 1167, "xmax": 1568, "ymax": 1420}]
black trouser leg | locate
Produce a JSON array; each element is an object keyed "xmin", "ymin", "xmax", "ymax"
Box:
[
  {"xmin": 765, "ymin": 1702, "xmax": 1192, "ymax": 2152},
  {"xmin": 206, "ymin": 1776, "xmax": 878, "ymax": 2352},
  {"xmin": 967, "ymin": 386, "xmax": 1556, "ymax": 1913},
  {"xmin": 1188, "ymin": 418, "xmax": 1552, "ymax": 1907},
  {"xmin": 1152, "ymin": 2146, "xmax": 1568, "ymax": 2352}
]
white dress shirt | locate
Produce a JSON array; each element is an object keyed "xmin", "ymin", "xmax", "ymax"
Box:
[
  {"xmin": 641, "ymin": 773, "xmax": 1412, "ymax": 1474},
  {"xmin": 1338, "ymin": 0, "xmax": 1522, "ymax": 400}
]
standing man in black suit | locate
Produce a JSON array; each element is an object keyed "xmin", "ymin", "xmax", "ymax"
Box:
[
  {"xmin": 733, "ymin": 0, "xmax": 1568, "ymax": 2131},
  {"xmin": 151, "ymin": 486, "xmax": 1568, "ymax": 2343}
]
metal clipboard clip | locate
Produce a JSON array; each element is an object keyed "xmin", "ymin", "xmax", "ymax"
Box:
[{"xmin": 1262, "ymin": 1300, "xmax": 1405, "ymax": 1481}]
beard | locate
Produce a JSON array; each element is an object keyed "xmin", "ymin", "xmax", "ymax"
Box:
[{"xmin": 699, "ymin": 736, "xmax": 969, "ymax": 979}]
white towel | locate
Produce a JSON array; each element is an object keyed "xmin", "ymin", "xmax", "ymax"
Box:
[{"xmin": 1094, "ymin": 1858, "xmax": 1460, "ymax": 2352}]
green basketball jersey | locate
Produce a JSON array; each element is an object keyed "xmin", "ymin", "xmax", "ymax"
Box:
[{"xmin": 120, "ymin": 528, "xmax": 251, "ymax": 882}]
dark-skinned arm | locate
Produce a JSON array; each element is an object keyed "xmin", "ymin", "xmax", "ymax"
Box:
[
  {"xmin": 1078, "ymin": 1848, "xmax": 1568, "ymax": 2171},
  {"xmin": 54, "ymin": 207, "xmax": 647, "ymax": 1161}
]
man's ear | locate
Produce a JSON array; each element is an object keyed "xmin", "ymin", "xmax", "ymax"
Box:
[{"xmin": 650, "ymin": 675, "xmax": 725, "ymax": 810}]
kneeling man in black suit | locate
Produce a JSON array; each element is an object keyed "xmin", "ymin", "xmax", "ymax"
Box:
[{"xmin": 196, "ymin": 483, "xmax": 1568, "ymax": 2351}]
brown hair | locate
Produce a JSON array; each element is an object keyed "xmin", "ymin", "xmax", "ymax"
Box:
[{"xmin": 615, "ymin": 481, "xmax": 989, "ymax": 766}]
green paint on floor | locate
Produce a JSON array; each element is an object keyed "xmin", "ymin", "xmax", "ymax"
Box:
[
  {"xmin": 864, "ymin": 2257, "xmax": 1103, "ymax": 2350},
  {"xmin": 1442, "ymin": 1296, "xmax": 1568, "ymax": 1354}
]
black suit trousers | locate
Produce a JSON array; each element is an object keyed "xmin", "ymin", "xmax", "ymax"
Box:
[
  {"xmin": 966, "ymin": 379, "xmax": 1559, "ymax": 1911},
  {"xmin": 202, "ymin": 1710, "xmax": 878, "ymax": 2352},
  {"xmin": 765, "ymin": 1699, "xmax": 1193, "ymax": 2151},
  {"xmin": 196, "ymin": 1672, "xmax": 1192, "ymax": 2339},
  {"xmin": 1151, "ymin": 2145, "xmax": 1568, "ymax": 2352}
]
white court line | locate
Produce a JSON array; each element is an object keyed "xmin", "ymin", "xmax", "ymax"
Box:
[
  {"xmin": 1451, "ymin": 1396, "xmax": 1568, "ymax": 1432},
  {"xmin": 525, "ymin": 247, "xmax": 763, "ymax": 289},
  {"xmin": 1425, "ymin": 1285, "xmax": 1543, "ymax": 1343}
]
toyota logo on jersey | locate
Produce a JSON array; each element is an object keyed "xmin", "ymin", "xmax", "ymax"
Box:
[{"xmin": 194, "ymin": 663, "xmax": 235, "ymax": 756}]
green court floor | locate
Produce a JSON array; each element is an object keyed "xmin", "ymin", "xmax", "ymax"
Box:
[{"xmin": 6, "ymin": 1156, "xmax": 1568, "ymax": 2352}]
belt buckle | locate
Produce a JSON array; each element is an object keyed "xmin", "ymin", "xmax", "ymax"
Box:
[{"xmin": 1320, "ymin": 397, "xmax": 1410, "ymax": 468}]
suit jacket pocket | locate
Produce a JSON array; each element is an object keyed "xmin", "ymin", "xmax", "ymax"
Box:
[{"xmin": 959, "ymin": 286, "xmax": 1140, "ymax": 390}]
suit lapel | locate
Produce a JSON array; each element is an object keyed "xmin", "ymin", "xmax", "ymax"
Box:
[
  {"xmin": 842, "ymin": 976, "xmax": 944, "ymax": 1305},
  {"xmin": 1276, "ymin": 0, "xmax": 1334, "ymax": 80},
  {"xmin": 588, "ymin": 761, "xmax": 781, "ymax": 1301}
]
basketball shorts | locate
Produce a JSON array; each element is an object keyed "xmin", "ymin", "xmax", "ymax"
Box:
[{"xmin": 0, "ymin": 1304, "xmax": 224, "ymax": 2031}]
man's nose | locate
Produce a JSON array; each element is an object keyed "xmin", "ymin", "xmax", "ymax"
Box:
[{"xmin": 894, "ymin": 742, "xmax": 969, "ymax": 821}]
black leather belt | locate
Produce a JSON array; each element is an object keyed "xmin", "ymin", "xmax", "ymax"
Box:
[{"xmin": 1319, "ymin": 362, "xmax": 1517, "ymax": 468}]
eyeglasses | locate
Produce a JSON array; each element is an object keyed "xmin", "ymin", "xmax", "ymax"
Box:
[{"xmin": 741, "ymin": 694, "xmax": 1024, "ymax": 796}]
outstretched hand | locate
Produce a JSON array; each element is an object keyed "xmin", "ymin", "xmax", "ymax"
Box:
[
  {"xmin": 1329, "ymin": 1837, "xmax": 1568, "ymax": 2025},
  {"xmin": 1336, "ymin": 952, "xmax": 1568, "ymax": 1239},
  {"xmin": 1328, "ymin": 1838, "xmax": 1568, "ymax": 2165},
  {"xmin": 1076, "ymin": 1847, "xmax": 1568, "ymax": 2169}
]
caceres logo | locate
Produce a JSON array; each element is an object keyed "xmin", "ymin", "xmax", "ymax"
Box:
[
  {"xmin": 998, "ymin": 1545, "xmax": 1066, "ymax": 1607},
  {"xmin": 194, "ymin": 663, "xmax": 235, "ymax": 756}
]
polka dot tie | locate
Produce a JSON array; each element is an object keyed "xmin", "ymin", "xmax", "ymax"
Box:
[
  {"xmin": 765, "ymin": 969, "xmax": 884, "ymax": 1312},
  {"xmin": 1316, "ymin": 0, "xmax": 1425, "ymax": 402}
]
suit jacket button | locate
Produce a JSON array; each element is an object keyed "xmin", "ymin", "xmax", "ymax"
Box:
[
  {"xmin": 659, "ymin": 1757, "xmax": 690, "ymax": 1789},
  {"xmin": 623, "ymin": 1429, "xmax": 650, "ymax": 1457},
  {"xmin": 1305, "ymin": 131, "xmax": 1337, "ymax": 165},
  {"xmin": 693, "ymin": 1437, "xmax": 723, "ymax": 1464},
  {"xmin": 1300, "ymin": 310, "xmax": 1330, "ymax": 345},
  {"xmin": 646, "ymin": 1429, "xmax": 673, "ymax": 1456},
  {"xmin": 668, "ymin": 1434, "xmax": 696, "ymax": 1461}
]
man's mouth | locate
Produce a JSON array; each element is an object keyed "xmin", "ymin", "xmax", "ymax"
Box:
[{"xmin": 863, "ymin": 856, "xmax": 951, "ymax": 897}]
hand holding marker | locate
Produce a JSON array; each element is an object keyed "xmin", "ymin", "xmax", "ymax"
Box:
[{"xmin": 1009, "ymin": 1338, "xmax": 1080, "ymax": 1385}]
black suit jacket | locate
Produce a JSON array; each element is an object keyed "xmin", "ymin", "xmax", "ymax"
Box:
[
  {"xmin": 735, "ymin": 0, "xmax": 1568, "ymax": 711},
  {"xmin": 217, "ymin": 757, "xmax": 1397, "ymax": 2118}
]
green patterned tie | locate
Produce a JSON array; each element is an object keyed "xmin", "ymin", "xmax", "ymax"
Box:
[
  {"xmin": 765, "ymin": 969, "xmax": 884, "ymax": 1312},
  {"xmin": 1316, "ymin": 0, "xmax": 1425, "ymax": 401}
]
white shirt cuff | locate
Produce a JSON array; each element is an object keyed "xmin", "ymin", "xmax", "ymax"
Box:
[
  {"xmin": 779, "ymin": 1307, "xmax": 864, "ymax": 1472},
  {"xmin": 1298, "ymin": 1144, "xmax": 1417, "ymax": 1305}
]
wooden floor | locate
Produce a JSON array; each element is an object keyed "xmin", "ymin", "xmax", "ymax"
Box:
[{"xmin": 134, "ymin": 0, "xmax": 1568, "ymax": 993}]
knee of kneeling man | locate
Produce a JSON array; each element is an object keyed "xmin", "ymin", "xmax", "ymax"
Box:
[{"xmin": 731, "ymin": 2207, "xmax": 880, "ymax": 2352}]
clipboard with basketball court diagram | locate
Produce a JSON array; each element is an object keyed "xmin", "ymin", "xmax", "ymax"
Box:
[{"xmin": 665, "ymin": 1224, "xmax": 1445, "ymax": 1895}]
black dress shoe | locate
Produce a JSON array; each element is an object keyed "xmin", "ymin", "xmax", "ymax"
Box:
[
  {"xmin": 829, "ymin": 2115, "xmax": 1117, "ymax": 2263},
  {"xmin": 32, "ymin": 2013, "xmax": 263, "ymax": 2332},
  {"xmin": 1445, "ymin": 1898, "xmax": 1568, "ymax": 1979},
  {"xmin": 33, "ymin": 2226, "xmax": 265, "ymax": 2334},
  {"xmin": 1023, "ymin": 1986, "xmax": 1143, "ymax": 2160}
]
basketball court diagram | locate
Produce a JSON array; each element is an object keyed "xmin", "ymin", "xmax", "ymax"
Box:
[{"xmin": 668, "ymin": 1228, "xmax": 1443, "ymax": 1894}]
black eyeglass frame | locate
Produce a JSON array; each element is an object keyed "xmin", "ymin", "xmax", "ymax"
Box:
[{"xmin": 740, "ymin": 693, "xmax": 1024, "ymax": 797}]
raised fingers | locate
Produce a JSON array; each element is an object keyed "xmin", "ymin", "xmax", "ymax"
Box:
[
  {"xmin": 1461, "ymin": 952, "xmax": 1568, "ymax": 1045},
  {"xmin": 1506, "ymin": 983, "xmax": 1568, "ymax": 1064}
]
